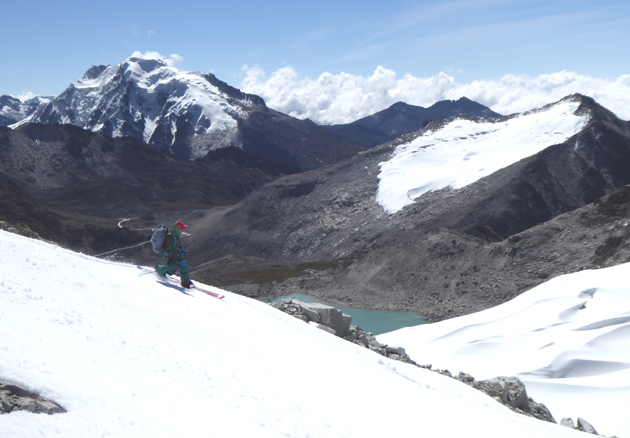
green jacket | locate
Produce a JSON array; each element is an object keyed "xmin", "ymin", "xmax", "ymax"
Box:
[{"xmin": 163, "ymin": 225, "xmax": 185, "ymax": 261}]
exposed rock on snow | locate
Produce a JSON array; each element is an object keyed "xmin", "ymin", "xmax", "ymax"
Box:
[
  {"xmin": 560, "ymin": 417, "xmax": 602, "ymax": 435},
  {"xmin": 270, "ymin": 299, "xmax": 352, "ymax": 338},
  {"xmin": 0, "ymin": 382, "xmax": 66, "ymax": 415}
]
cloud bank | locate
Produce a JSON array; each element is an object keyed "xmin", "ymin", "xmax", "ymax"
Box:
[{"xmin": 240, "ymin": 66, "xmax": 630, "ymax": 125}]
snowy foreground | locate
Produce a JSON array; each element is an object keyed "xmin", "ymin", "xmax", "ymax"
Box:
[
  {"xmin": 380, "ymin": 263, "xmax": 630, "ymax": 438},
  {"xmin": 377, "ymin": 97, "xmax": 590, "ymax": 213},
  {"xmin": 0, "ymin": 230, "xmax": 588, "ymax": 438}
]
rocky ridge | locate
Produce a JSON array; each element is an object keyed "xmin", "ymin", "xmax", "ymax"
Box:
[{"xmin": 323, "ymin": 97, "xmax": 501, "ymax": 147}]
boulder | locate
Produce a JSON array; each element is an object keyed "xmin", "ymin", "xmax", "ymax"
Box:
[
  {"xmin": 292, "ymin": 301, "xmax": 320, "ymax": 323},
  {"xmin": 529, "ymin": 400, "xmax": 556, "ymax": 424},
  {"xmin": 295, "ymin": 301, "xmax": 351, "ymax": 338},
  {"xmin": 308, "ymin": 321, "xmax": 336, "ymax": 335},
  {"xmin": 475, "ymin": 377, "xmax": 531, "ymax": 412},
  {"xmin": 577, "ymin": 417, "xmax": 598, "ymax": 435},
  {"xmin": 0, "ymin": 382, "xmax": 65, "ymax": 415}
]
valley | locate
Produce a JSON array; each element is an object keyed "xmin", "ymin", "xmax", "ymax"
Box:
[{"xmin": 2, "ymin": 59, "xmax": 630, "ymax": 326}]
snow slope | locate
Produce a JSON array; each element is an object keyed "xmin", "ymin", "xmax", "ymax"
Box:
[
  {"xmin": 0, "ymin": 230, "xmax": 584, "ymax": 438},
  {"xmin": 376, "ymin": 96, "xmax": 590, "ymax": 214},
  {"xmin": 379, "ymin": 263, "xmax": 630, "ymax": 438}
]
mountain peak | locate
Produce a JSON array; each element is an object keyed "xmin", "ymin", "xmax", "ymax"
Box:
[
  {"xmin": 323, "ymin": 98, "xmax": 501, "ymax": 147},
  {"xmin": 124, "ymin": 56, "xmax": 168, "ymax": 74},
  {"xmin": 82, "ymin": 65, "xmax": 109, "ymax": 80},
  {"xmin": 27, "ymin": 57, "xmax": 261, "ymax": 159}
]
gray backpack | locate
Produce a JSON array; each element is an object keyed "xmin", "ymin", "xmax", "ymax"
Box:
[{"xmin": 150, "ymin": 224, "xmax": 169, "ymax": 256}]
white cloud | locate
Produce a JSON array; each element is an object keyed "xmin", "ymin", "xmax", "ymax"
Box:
[
  {"xmin": 129, "ymin": 51, "xmax": 183, "ymax": 67},
  {"xmin": 240, "ymin": 66, "xmax": 630, "ymax": 125},
  {"xmin": 148, "ymin": 30, "xmax": 155, "ymax": 38},
  {"xmin": 165, "ymin": 53, "xmax": 183, "ymax": 67},
  {"xmin": 14, "ymin": 91, "xmax": 38, "ymax": 102}
]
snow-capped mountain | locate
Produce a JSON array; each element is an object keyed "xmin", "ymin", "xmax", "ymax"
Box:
[
  {"xmin": 19, "ymin": 55, "xmax": 365, "ymax": 168},
  {"xmin": 0, "ymin": 95, "xmax": 50, "ymax": 127},
  {"xmin": 0, "ymin": 229, "xmax": 594, "ymax": 438},
  {"xmin": 21, "ymin": 56, "xmax": 262, "ymax": 159},
  {"xmin": 377, "ymin": 95, "xmax": 590, "ymax": 213}
]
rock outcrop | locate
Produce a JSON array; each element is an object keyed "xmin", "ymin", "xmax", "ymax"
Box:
[
  {"xmin": 270, "ymin": 299, "xmax": 352, "ymax": 338},
  {"xmin": 560, "ymin": 417, "xmax": 607, "ymax": 436},
  {"xmin": 0, "ymin": 382, "xmax": 66, "ymax": 415},
  {"xmin": 455, "ymin": 374, "xmax": 555, "ymax": 423},
  {"xmin": 0, "ymin": 220, "xmax": 43, "ymax": 240}
]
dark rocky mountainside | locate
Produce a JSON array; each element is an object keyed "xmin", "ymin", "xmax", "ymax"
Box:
[
  {"xmin": 177, "ymin": 95, "xmax": 630, "ymax": 321},
  {"xmin": 229, "ymin": 104, "xmax": 368, "ymax": 170},
  {"xmin": 0, "ymin": 123, "xmax": 299, "ymax": 253},
  {"xmin": 323, "ymin": 97, "xmax": 501, "ymax": 147}
]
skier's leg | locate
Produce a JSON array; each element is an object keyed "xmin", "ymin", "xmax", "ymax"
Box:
[
  {"xmin": 156, "ymin": 257, "xmax": 177, "ymax": 276},
  {"xmin": 178, "ymin": 259, "xmax": 190, "ymax": 284},
  {"xmin": 165, "ymin": 257, "xmax": 178, "ymax": 276},
  {"xmin": 155, "ymin": 262, "xmax": 168, "ymax": 276}
]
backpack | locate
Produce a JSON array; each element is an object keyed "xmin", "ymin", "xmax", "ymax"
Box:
[{"xmin": 151, "ymin": 224, "xmax": 169, "ymax": 256}]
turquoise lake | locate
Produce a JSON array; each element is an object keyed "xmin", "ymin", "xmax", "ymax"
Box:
[{"xmin": 269, "ymin": 293, "xmax": 428, "ymax": 335}]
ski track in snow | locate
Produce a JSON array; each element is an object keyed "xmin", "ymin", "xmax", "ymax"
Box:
[
  {"xmin": 0, "ymin": 230, "xmax": 587, "ymax": 438},
  {"xmin": 376, "ymin": 99, "xmax": 590, "ymax": 214}
]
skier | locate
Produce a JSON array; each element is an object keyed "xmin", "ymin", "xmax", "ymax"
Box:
[{"xmin": 155, "ymin": 221, "xmax": 192, "ymax": 288}]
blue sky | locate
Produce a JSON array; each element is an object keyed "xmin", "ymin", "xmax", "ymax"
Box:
[{"xmin": 3, "ymin": 0, "xmax": 630, "ymax": 122}]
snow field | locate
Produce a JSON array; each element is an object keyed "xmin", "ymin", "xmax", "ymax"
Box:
[
  {"xmin": 0, "ymin": 230, "xmax": 586, "ymax": 437},
  {"xmin": 379, "ymin": 263, "xmax": 630, "ymax": 438}
]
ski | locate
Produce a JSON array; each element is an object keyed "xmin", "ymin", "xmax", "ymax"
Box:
[
  {"xmin": 136, "ymin": 266, "xmax": 225, "ymax": 299},
  {"xmin": 168, "ymin": 278, "xmax": 225, "ymax": 299}
]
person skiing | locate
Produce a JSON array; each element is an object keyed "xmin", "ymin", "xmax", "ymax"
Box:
[{"xmin": 155, "ymin": 221, "xmax": 192, "ymax": 288}]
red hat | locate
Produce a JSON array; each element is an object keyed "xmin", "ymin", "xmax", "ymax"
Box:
[{"xmin": 176, "ymin": 221, "xmax": 188, "ymax": 230}]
